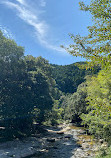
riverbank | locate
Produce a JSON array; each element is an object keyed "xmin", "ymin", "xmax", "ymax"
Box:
[{"xmin": 0, "ymin": 123, "xmax": 107, "ymax": 158}]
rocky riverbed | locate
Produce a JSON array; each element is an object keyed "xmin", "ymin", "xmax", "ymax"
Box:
[{"xmin": 0, "ymin": 124, "xmax": 106, "ymax": 158}]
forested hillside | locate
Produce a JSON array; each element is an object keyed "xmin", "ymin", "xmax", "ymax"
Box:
[{"xmin": 51, "ymin": 63, "xmax": 100, "ymax": 93}]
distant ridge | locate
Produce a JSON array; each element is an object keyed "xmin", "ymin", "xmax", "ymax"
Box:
[{"xmin": 51, "ymin": 62, "xmax": 100, "ymax": 94}]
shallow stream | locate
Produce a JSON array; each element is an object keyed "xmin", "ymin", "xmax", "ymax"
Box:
[{"xmin": 0, "ymin": 124, "xmax": 100, "ymax": 158}]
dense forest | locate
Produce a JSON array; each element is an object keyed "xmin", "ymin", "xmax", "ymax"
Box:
[
  {"xmin": 51, "ymin": 63, "xmax": 100, "ymax": 93},
  {"xmin": 0, "ymin": 0, "xmax": 111, "ymax": 157}
]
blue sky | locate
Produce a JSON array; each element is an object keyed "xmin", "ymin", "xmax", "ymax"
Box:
[{"xmin": 0, "ymin": 0, "xmax": 92, "ymax": 65}]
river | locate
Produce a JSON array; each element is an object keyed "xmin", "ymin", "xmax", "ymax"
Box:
[{"xmin": 0, "ymin": 123, "xmax": 101, "ymax": 158}]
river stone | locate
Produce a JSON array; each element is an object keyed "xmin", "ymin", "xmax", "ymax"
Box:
[
  {"xmin": 93, "ymin": 146, "xmax": 99, "ymax": 151},
  {"xmin": 57, "ymin": 131, "xmax": 64, "ymax": 134},
  {"xmin": 47, "ymin": 138, "xmax": 55, "ymax": 142},
  {"xmin": 82, "ymin": 143, "xmax": 89, "ymax": 149},
  {"xmin": 79, "ymin": 129, "xmax": 86, "ymax": 134},
  {"xmin": 76, "ymin": 148, "xmax": 83, "ymax": 152},
  {"xmin": 57, "ymin": 136, "xmax": 63, "ymax": 139},
  {"xmin": 101, "ymin": 142, "xmax": 108, "ymax": 148},
  {"xmin": 83, "ymin": 139, "xmax": 91, "ymax": 142},
  {"xmin": 64, "ymin": 135, "xmax": 71, "ymax": 139},
  {"xmin": 76, "ymin": 144, "xmax": 82, "ymax": 147},
  {"xmin": 0, "ymin": 124, "xmax": 100, "ymax": 158},
  {"xmin": 99, "ymin": 139, "xmax": 104, "ymax": 143}
]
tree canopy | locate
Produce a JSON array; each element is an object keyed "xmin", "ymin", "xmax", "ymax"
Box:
[
  {"xmin": 51, "ymin": 63, "xmax": 100, "ymax": 93},
  {"xmin": 65, "ymin": 0, "xmax": 111, "ymax": 68}
]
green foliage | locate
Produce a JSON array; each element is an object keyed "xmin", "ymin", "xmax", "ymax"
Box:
[
  {"xmin": 81, "ymin": 67, "xmax": 111, "ymax": 143},
  {"xmin": 60, "ymin": 0, "xmax": 111, "ymax": 147},
  {"xmin": 51, "ymin": 63, "xmax": 100, "ymax": 93},
  {"xmin": 56, "ymin": 82, "xmax": 88, "ymax": 124},
  {"xmin": 96, "ymin": 146, "xmax": 111, "ymax": 158},
  {"xmin": 0, "ymin": 31, "xmax": 59, "ymax": 134},
  {"xmin": 0, "ymin": 31, "xmax": 24, "ymax": 62},
  {"xmin": 44, "ymin": 100, "xmax": 64, "ymax": 126},
  {"xmin": 65, "ymin": 0, "xmax": 111, "ymax": 68},
  {"xmin": 0, "ymin": 31, "xmax": 27, "ymax": 120}
]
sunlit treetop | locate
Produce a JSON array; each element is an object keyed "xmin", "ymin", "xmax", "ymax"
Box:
[{"xmin": 65, "ymin": 0, "xmax": 111, "ymax": 68}]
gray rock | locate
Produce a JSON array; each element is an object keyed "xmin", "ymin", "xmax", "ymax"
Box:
[
  {"xmin": 57, "ymin": 131, "xmax": 64, "ymax": 135},
  {"xmin": 76, "ymin": 148, "xmax": 83, "ymax": 152},
  {"xmin": 82, "ymin": 143, "xmax": 89, "ymax": 149},
  {"xmin": 99, "ymin": 139, "xmax": 104, "ymax": 143},
  {"xmin": 64, "ymin": 135, "xmax": 71, "ymax": 139},
  {"xmin": 79, "ymin": 129, "xmax": 86, "ymax": 135},
  {"xmin": 47, "ymin": 138, "xmax": 55, "ymax": 142}
]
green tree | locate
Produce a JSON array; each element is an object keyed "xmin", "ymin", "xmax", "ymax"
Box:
[
  {"xmin": 24, "ymin": 55, "xmax": 58, "ymax": 123},
  {"xmin": 65, "ymin": 0, "xmax": 111, "ymax": 68},
  {"xmin": 51, "ymin": 63, "xmax": 99, "ymax": 93},
  {"xmin": 0, "ymin": 30, "xmax": 33, "ymax": 130},
  {"xmin": 63, "ymin": 82, "xmax": 87, "ymax": 123},
  {"xmin": 63, "ymin": 0, "xmax": 111, "ymax": 144},
  {"xmin": 81, "ymin": 67, "xmax": 111, "ymax": 143},
  {"xmin": 0, "ymin": 32, "xmax": 56, "ymax": 132}
]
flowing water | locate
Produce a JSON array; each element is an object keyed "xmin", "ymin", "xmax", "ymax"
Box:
[{"xmin": 0, "ymin": 124, "xmax": 100, "ymax": 158}]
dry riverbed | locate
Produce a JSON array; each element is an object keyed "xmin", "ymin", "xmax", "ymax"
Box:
[{"xmin": 0, "ymin": 124, "xmax": 106, "ymax": 158}]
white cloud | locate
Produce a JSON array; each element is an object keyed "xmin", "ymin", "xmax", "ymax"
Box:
[
  {"xmin": 1, "ymin": 0, "xmax": 66, "ymax": 54},
  {"xmin": 16, "ymin": 0, "xmax": 25, "ymax": 5},
  {"xmin": 40, "ymin": 0, "xmax": 46, "ymax": 7},
  {"xmin": 0, "ymin": 25, "xmax": 14, "ymax": 39},
  {"xmin": 3, "ymin": 1, "xmax": 48, "ymax": 36}
]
